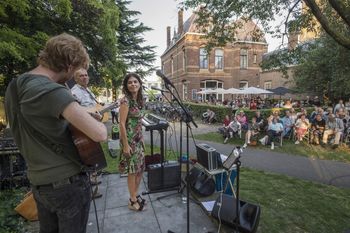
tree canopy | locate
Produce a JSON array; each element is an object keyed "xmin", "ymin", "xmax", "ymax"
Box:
[
  {"xmin": 293, "ymin": 35, "xmax": 350, "ymax": 101},
  {"xmin": 0, "ymin": 0, "xmax": 156, "ymax": 96},
  {"xmin": 182, "ymin": 0, "xmax": 350, "ymax": 49}
]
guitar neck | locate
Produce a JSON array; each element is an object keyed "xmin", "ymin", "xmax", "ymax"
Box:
[{"xmin": 98, "ymin": 103, "xmax": 118, "ymax": 114}]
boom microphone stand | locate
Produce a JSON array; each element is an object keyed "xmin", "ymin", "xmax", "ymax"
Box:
[{"xmin": 156, "ymin": 71, "xmax": 197, "ymax": 233}]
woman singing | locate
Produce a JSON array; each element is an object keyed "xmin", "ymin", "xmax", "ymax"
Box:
[{"xmin": 119, "ymin": 73, "xmax": 146, "ymax": 211}]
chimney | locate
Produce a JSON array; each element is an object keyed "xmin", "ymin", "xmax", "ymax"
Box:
[
  {"xmin": 166, "ymin": 26, "xmax": 171, "ymax": 48},
  {"xmin": 178, "ymin": 9, "xmax": 184, "ymax": 36},
  {"xmin": 288, "ymin": 31, "xmax": 299, "ymax": 50}
]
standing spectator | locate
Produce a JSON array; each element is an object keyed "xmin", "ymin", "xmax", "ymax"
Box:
[
  {"xmin": 294, "ymin": 114, "xmax": 310, "ymax": 144},
  {"xmin": 322, "ymin": 114, "xmax": 344, "ymax": 148},
  {"xmin": 310, "ymin": 114, "xmax": 325, "ymax": 145},
  {"xmin": 119, "ymin": 73, "xmax": 146, "ymax": 211}
]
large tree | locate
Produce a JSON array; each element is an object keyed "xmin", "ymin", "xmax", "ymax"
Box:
[
  {"xmin": 293, "ymin": 35, "xmax": 350, "ymax": 101},
  {"xmin": 0, "ymin": 0, "xmax": 120, "ymax": 95},
  {"xmin": 115, "ymin": 0, "xmax": 157, "ymax": 80},
  {"xmin": 182, "ymin": 0, "xmax": 350, "ymax": 49}
]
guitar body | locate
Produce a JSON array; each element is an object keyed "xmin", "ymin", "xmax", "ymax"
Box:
[
  {"xmin": 86, "ymin": 102, "xmax": 118, "ymax": 123},
  {"xmin": 69, "ymin": 124, "xmax": 107, "ymax": 171}
]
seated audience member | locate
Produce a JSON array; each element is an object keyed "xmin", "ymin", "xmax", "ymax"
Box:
[
  {"xmin": 334, "ymin": 99, "xmax": 345, "ymax": 114},
  {"xmin": 259, "ymin": 116, "xmax": 283, "ymax": 150},
  {"xmin": 310, "ymin": 114, "xmax": 325, "ymax": 145},
  {"xmin": 296, "ymin": 107, "xmax": 308, "ymax": 119},
  {"xmin": 281, "ymin": 110, "xmax": 294, "ymax": 137},
  {"xmin": 236, "ymin": 110, "xmax": 248, "ymax": 130},
  {"xmin": 224, "ymin": 117, "xmax": 241, "ymax": 144},
  {"xmin": 254, "ymin": 110, "xmax": 264, "ymax": 129},
  {"xmin": 323, "ymin": 107, "xmax": 333, "ymax": 121},
  {"xmin": 290, "ymin": 108, "xmax": 298, "ymax": 124},
  {"xmin": 249, "ymin": 99, "xmax": 257, "ymax": 110},
  {"xmin": 313, "ymin": 96, "xmax": 321, "ymax": 107},
  {"xmin": 322, "ymin": 114, "xmax": 344, "ymax": 148},
  {"xmin": 243, "ymin": 117, "xmax": 260, "ymax": 147},
  {"xmin": 219, "ymin": 115, "xmax": 231, "ymax": 135},
  {"xmin": 294, "ymin": 114, "xmax": 310, "ymax": 144},
  {"xmin": 309, "ymin": 106, "xmax": 319, "ymax": 122},
  {"xmin": 345, "ymin": 98, "xmax": 350, "ymax": 115},
  {"xmin": 284, "ymin": 100, "xmax": 292, "ymax": 109},
  {"xmin": 202, "ymin": 109, "xmax": 216, "ymax": 124}
]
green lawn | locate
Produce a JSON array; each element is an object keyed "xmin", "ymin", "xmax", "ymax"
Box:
[
  {"xmin": 240, "ymin": 168, "xmax": 350, "ymax": 233},
  {"xmin": 194, "ymin": 132, "xmax": 350, "ymax": 163},
  {"xmin": 101, "ymin": 142, "xmax": 179, "ymax": 174}
]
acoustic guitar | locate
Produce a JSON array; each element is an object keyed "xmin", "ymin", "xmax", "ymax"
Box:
[
  {"xmin": 86, "ymin": 102, "xmax": 119, "ymax": 123},
  {"xmin": 70, "ymin": 102, "xmax": 119, "ymax": 170}
]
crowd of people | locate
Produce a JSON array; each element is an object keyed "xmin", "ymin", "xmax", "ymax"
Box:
[{"xmin": 214, "ymin": 100, "xmax": 350, "ymax": 150}]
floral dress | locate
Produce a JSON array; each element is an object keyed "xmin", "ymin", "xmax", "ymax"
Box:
[{"xmin": 119, "ymin": 96, "xmax": 145, "ymax": 174}]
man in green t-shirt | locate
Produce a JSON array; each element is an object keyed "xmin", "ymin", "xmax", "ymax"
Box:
[{"xmin": 5, "ymin": 33, "xmax": 107, "ymax": 233}]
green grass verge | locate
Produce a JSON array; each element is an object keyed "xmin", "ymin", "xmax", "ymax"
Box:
[
  {"xmin": 240, "ymin": 167, "xmax": 350, "ymax": 233},
  {"xmin": 194, "ymin": 132, "xmax": 350, "ymax": 163},
  {"xmin": 101, "ymin": 142, "xmax": 180, "ymax": 174}
]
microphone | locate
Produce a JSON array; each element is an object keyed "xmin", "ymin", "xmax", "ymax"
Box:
[
  {"xmin": 151, "ymin": 86, "xmax": 169, "ymax": 93},
  {"xmin": 156, "ymin": 70, "xmax": 175, "ymax": 88}
]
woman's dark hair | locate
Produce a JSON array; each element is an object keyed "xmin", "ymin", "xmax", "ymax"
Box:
[{"xmin": 122, "ymin": 72, "xmax": 143, "ymax": 107}]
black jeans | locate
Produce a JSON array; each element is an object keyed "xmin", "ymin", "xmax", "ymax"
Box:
[{"xmin": 32, "ymin": 173, "xmax": 91, "ymax": 233}]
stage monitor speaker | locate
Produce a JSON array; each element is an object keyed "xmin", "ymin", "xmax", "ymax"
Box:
[
  {"xmin": 147, "ymin": 161, "xmax": 180, "ymax": 191},
  {"xmin": 196, "ymin": 143, "xmax": 221, "ymax": 171},
  {"xmin": 211, "ymin": 194, "xmax": 261, "ymax": 233},
  {"xmin": 186, "ymin": 166, "xmax": 215, "ymax": 197}
]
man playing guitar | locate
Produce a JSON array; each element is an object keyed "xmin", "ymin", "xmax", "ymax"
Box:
[
  {"xmin": 71, "ymin": 68, "xmax": 104, "ymax": 199},
  {"xmin": 5, "ymin": 33, "xmax": 107, "ymax": 233}
]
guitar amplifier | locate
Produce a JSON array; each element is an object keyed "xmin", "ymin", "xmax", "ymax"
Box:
[
  {"xmin": 147, "ymin": 161, "xmax": 181, "ymax": 191},
  {"xmin": 196, "ymin": 143, "xmax": 220, "ymax": 171}
]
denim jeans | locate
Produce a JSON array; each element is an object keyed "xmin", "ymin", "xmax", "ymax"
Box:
[{"xmin": 32, "ymin": 173, "xmax": 91, "ymax": 233}]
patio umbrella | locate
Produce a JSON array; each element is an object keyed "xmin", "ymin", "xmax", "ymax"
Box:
[
  {"xmin": 223, "ymin": 88, "xmax": 243, "ymax": 94},
  {"xmin": 240, "ymin": 87, "xmax": 273, "ymax": 94}
]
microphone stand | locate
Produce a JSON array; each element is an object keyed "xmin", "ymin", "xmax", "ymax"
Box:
[{"xmin": 162, "ymin": 83, "xmax": 197, "ymax": 233}]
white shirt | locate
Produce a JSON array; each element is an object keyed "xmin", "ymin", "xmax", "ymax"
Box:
[{"xmin": 71, "ymin": 84, "xmax": 96, "ymax": 107}]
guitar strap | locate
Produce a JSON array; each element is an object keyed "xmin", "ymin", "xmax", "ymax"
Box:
[
  {"xmin": 9, "ymin": 78, "xmax": 84, "ymax": 170},
  {"xmin": 86, "ymin": 88, "xmax": 99, "ymax": 105}
]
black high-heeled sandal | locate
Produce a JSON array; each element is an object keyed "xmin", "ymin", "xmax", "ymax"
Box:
[
  {"xmin": 128, "ymin": 198, "xmax": 144, "ymax": 211},
  {"xmin": 136, "ymin": 195, "xmax": 147, "ymax": 206}
]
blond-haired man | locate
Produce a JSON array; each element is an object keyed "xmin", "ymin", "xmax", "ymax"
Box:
[{"xmin": 5, "ymin": 33, "xmax": 107, "ymax": 233}]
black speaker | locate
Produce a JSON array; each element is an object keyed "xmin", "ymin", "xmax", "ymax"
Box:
[
  {"xmin": 147, "ymin": 162, "xmax": 181, "ymax": 191},
  {"xmin": 186, "ymin": 166, "xmax": 215, "ymax": 197},
  {"xmin": 211, "ymin": 194, "xmax": 261, "ymax": 233}
]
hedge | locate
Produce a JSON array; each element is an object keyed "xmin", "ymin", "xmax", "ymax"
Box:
[{"xmin": 185, "ymin": 102, "xmax": 314, "ymax": 123}]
